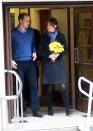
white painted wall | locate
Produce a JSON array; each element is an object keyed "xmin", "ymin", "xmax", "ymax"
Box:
[{"xmin": 0, "ymin": 1, "xmax": 7, "ymax": 131}]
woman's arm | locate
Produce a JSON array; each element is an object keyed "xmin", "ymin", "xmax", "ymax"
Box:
[{"xmin": 57, "ymin": 33, "xmax": 68, "ymax": 59}]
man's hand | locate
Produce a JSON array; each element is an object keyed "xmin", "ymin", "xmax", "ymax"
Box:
[
  {"xmin": 11, "ymin": 60, "xmax": 17, "ymax": 69},
  {"xmin": 32, "ymin": 52, "xmax": 37, "ymax": 61}
]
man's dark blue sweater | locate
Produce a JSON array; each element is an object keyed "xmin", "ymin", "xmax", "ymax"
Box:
[{"xmin": 11, "ymin": 27, "xmax": 36, "ymax": 61}]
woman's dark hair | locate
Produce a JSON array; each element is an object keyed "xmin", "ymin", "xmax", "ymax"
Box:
[
  {"xmin": 48, "ymin": 17, "xmax": 58, "ymax": 30},
  {"xmin": 18, "ymin": 13, "xmax": 30, "ymax": 21},
  {"xmin": 48, "ymin": 17, "xmax": 58, "ymax": 26}
]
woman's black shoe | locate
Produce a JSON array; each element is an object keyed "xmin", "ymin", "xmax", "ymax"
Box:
[
  {"xmin": 66, "ymin": 110, "xmax": 71, "ymax": 116},
  {"xmin": 66, "ymin": 111, "xmax": 70, "ymax": 116},
  {"xmin": 48, "ymin": 109, "xmax": 54, "ymax": 116}
]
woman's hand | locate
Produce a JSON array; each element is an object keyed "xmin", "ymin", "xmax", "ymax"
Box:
[
  {"xmin": 49, "ymin": 53, "xmax": 59, "ymax": 61},
  {"xmin": 11, "ymin": 60, "xmax": 17, "ymax": 69},
  {"xmin": 54, "ymin": 53, "xmax": 59, "ymax": 58}
]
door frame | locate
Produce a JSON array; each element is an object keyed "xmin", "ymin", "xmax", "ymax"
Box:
[
  {"xmin": 3, "ymin": 1, "xmax": 93, "ymax": 117},
  {"xmin": 74, "ymin": 7, "xmax": 93, "ymax": 112}
]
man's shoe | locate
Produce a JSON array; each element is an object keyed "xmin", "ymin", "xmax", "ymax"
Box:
[
  {"xmin": 33, "ymin": 111, "xmax": 43, "ymax": 117},
  {"xmin": 19, "ymin": 120, "xmax": 28, "ymax": 123}
]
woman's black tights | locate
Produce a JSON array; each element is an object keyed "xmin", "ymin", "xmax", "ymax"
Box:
[
  {"xmin": 60, "ymin": 84, "xmax": 70, "ymax": 115},
  {"xmin": 46, "ymin": 84, "xmax": 70, "ymax": 116},
  {"xmin": 46, "ymin": 85, "xmax": 53, "ymax": 115}
]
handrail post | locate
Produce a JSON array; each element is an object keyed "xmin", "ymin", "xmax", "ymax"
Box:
[
  {"xmin": 87, "ymin": 84, "xmax": 93, "ymax": 126},
  {"xmin": 78, "ymin": 76, "xmax": 93, "ymax": 130}
]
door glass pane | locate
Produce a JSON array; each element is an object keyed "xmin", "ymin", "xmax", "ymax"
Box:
[
  {"xmin": 79, "ymin": 12, "xmax": 91, "ymax": 29},
  {"xmin": 79, "ymin": 30, "xmax": 91, "ymax": 46},
  {"xmin": 79, "ymin": 48, "xmax": 93, "ymax": 63},
  {"xmin": 80, "ymin": 65, "xmax": 93, "ymax": 80}
]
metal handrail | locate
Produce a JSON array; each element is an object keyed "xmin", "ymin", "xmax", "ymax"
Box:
[
  {"xmin": 78, "ymin": 77, "xmax": 93, "ymax": 99},
  {"xmin": 78, "ymin": 76, "xmax": 93, "ymax": 130},
  {"xmin": 0, "ymin": 69, "xmax": 23, "ymax": 131},
  {"xmin": 4, "ymin": 69, "xmax": 23, "ymax": 97}
]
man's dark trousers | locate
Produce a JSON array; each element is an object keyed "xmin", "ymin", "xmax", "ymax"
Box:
[{"xmin": 15, "ymin": 60, "xmax": 40, "ymax": 113}]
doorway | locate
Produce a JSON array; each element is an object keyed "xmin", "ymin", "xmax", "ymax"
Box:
[{"xmin": 4, "ymin": 5, "xmax": 73, "ymax": 117}]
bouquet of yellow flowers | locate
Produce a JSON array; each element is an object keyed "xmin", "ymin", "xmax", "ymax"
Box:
[
  {"xmin": 49, "ymin": 41, "xmax": 64, "ymax": 62},
  {"xmin": 49, "ymin": 41, "xmax": 64, "ymax": 53}
]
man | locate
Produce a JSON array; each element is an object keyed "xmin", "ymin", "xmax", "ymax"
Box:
[
  {"xmin": 11, "ymin": 13, "xmax": 42, "ymax": 117},
  {"xmin": 23, "ymin": 28, "xmax": 41, "ymax": 106}
]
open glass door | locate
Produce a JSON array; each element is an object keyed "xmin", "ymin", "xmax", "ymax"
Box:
[{"xmin": 75, "ymin": 8, "xmax": 93, "ymax": 112}]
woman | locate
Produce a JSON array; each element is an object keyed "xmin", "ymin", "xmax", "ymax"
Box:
[{"xmin": 38, "ymin": 17, "xmax": 70, "ymax": 116}]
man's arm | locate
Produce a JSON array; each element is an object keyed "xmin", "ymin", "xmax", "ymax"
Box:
[{"xmin": 32, "ymin": 31, "xmax": 37, "ymax": 61}]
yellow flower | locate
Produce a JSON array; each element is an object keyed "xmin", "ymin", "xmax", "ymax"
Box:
[{"xmin": 49, "ymin": 41, "xmax": 64, "ymax": 54}]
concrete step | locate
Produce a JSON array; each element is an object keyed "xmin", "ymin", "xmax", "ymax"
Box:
[
  {"xmin": 37, "ymin": 127, "xmax": 80, "ymax": 131},
  {"xmin": 3, "ymin": 126, "xmax": 80, "ymax": 131},
  {"xmin": 23, "ymin": 127, "xmax": 80, "ymax": 131}
]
